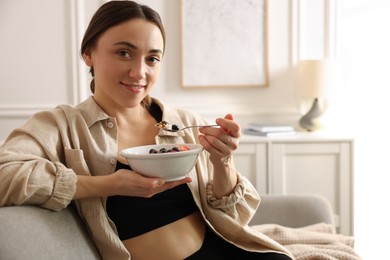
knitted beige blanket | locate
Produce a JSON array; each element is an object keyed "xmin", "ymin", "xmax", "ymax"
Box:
[{"xmin": 252, "ymin": 223, "xmax": 362, "ymax": 260}]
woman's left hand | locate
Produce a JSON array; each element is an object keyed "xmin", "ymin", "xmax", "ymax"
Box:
[{"xmin": 198, "ymin": 113, "xmax": 241, "ymax": 164}]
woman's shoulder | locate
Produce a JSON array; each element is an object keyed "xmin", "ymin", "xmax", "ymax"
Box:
[
  {"xmin": 25, "ymin": 96, "xmax": 104, "ymax": 129},
  {"xmin": 19, "ymin": 105, "xmax": 79, "ymax": 138},
  {"xmin": 28, "ymin": 103, "xmax": 81, "ymax": 125}
]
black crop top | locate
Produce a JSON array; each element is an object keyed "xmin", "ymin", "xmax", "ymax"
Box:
[
  {"xmin": 106, "ymin": 162, "xmax": 198, "ymax": 240},
  {"xmin": 106, "ymin": 101, "xmax": 198, "ymax": 240}
]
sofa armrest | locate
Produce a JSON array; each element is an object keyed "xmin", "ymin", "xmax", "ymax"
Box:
[
  {"xmin": 0, "ymin": 204, "xmax": 101, "ymax": 260},
  {"xmin": 0, "ymin": 195, "xmax": 334, "ymax": 259},
  {"xmin": 249, "ymin": 194, "xmax": 335, "ymax": 228}
]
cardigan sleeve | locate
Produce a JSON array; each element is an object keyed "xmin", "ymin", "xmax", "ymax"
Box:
[
  {"xmin": 206, "ymin": 173, "xmax": 260, "ymax": 225},
  {"xmin": 0, "ymin": 112, "xmax": 77, "ymax": 211}
]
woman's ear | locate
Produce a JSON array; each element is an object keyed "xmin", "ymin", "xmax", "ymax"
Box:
[{"xmin": 82, "ymin": 50, "xmax": 93, "ymax": 67}]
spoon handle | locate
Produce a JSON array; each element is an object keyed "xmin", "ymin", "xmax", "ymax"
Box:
[
  {"xmin": 180, "ymin": 124, "xmax": 219, "ymax": 130},
  {"xmin": 164, "ymin": 124, "xmax": 219, "ymax": 132}
]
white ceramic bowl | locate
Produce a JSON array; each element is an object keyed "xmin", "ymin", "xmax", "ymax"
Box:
[{"xmin": 120, "ymin": 144, "xmax": 203, "ymax": 182}]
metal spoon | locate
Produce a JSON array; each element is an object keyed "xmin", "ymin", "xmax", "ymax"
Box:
[{"xmin": 155, "ymin": 121, "xmax": 218, "ymax": 132}]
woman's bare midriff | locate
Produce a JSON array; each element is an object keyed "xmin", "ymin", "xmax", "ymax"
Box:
[{"xmin": 122, "ymin": 211, "xmax": 206, "ymax": 260}]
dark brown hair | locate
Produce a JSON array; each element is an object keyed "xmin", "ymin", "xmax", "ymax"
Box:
[{"xmin": 80, "ymin": 0, "xmax": 166, "ymax": 107}]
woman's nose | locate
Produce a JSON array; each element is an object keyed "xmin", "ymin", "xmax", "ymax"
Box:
[{"xmin": 129, "ymin": 60, "xmax": 146, "ymax": 80}]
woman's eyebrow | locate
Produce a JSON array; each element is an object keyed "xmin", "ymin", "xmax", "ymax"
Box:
[
  {"xmin": 114, "ymin": 41, "xmax": 137, "ymax": 49},
  {"xmin": 113, "ymin": 41, "xmax": 163, "ymax": 55}
]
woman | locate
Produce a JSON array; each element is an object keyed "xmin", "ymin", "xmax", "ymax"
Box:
[{"xmin": 0, "ymin": 1, "xmax": 293, "ymax": 259}]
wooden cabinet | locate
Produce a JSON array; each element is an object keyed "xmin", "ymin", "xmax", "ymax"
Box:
[{"xmin": 234, "ymin": 133, "xmax": 354, "ymax": 235}]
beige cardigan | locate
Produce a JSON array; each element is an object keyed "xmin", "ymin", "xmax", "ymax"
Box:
[{"xmin": 0, "ymin": 96, "xmax": 293, "ymax": 259}]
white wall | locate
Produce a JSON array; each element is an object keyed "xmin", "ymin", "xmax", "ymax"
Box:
[
  {"xmin": 0, "ymin": 0, "xmax": 333, "ymax": 141},
  {"xmin": 0, "ymin": 0, "xmax": 72, "ymax": 139},
  {"xmin": 334, "ymin": 1, "xmax": 390, "ymax": 259}
]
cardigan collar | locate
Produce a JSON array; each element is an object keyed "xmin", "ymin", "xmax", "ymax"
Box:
[{"xmin": 75, "ymin": 96, "xmax": 185, "ymax": 138}]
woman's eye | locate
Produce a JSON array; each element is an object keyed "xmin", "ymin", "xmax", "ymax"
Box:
[
  {"xmin": 118, "ymin": 50, "xmax": 130, "ymax": 58},
  {"xmin": 147, "ymin": 56, "xmax": 161, "ymax": 65}
]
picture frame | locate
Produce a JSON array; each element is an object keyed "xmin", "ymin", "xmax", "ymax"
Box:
[{"xmin": 181, "ymin": 0, "xmax": 268, "ymax": 88}]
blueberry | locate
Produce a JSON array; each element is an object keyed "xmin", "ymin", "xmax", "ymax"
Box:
[
  {"xmin": 149, "ymin": 149, "xmax": 158, "ymax": 154},
  {"xmin": 172, "ymin": 146, "xmax": 179, "ymax": 152},
  {"xmin": 172, "ymin": 124, "xmax": 179, "ymax": 130},
  {"xmin": 159, "ymin": 148, "xmax": 167, "ymax": 153}
]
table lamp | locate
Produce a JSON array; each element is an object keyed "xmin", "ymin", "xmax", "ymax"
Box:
[{"xmin": 296, "ymin": 60, "xmax": 332, "ymax": 131}]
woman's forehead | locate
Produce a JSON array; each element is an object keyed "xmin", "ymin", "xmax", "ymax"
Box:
[{"xmin": 97, "ymin": 19, "xmax": 164, "ymax": 51}]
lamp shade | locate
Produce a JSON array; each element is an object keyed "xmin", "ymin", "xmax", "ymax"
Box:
[{"xmin": 296, "ymin": 60, "xmax": 332, "ymax": 98}]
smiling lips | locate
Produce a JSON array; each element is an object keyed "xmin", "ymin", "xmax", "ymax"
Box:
[{"xmin": 121, "ymin": 82, "xmax": 145, "ymax": 93}]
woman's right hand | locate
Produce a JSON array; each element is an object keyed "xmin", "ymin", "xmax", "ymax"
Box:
[
  {"xmin": 74, "ymin": 169, "xmax": 192, "ymax": 199},
  {"xmin": 111, "ymin": 169, "xmax": 192, "ymax": 197}
]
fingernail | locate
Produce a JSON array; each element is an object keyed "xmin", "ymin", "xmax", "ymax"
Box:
[{"xmin": 154, "ymin": 179, "xmax": 164, "ymax": 186}]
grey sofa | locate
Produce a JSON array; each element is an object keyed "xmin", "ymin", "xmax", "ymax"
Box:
[{"xmin": 0, "ymin": 194, "xmax": 334, "ymax": 260}]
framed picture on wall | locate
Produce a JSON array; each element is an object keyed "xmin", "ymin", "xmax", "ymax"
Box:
[{"xmin": 181, "ymin": 0, "xmax": 268, "ymax": 88}]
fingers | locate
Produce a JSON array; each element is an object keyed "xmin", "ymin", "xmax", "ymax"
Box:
[
  {"xmin": 200, "ymin": 114, "xmax": 241, "ymax": 144},
  {"xmin": 199, "ymin": 135, "xmax": 231, "ymax": 159},
  {"xmin": 224, "ymin": 113, "xmax": 234, "ymax": 120},
  {"xmin": 216, "ymin": 114, "xmax": 241, "ymax": 138},
  {"xmin": 198, "ymin": 114, "xmax": 241, "ymax": 159},
  {"xmin": 115, "ymin": 169, "xmax": 192, "ymax": 197},
  {"xmin": 141, "ymin": 175, "xmax": 192, "ymax": 195},
  {"xmin": 147, "ymin": 176, "xmax": 192, "ymax": 197},
  {"xmin": 199, "ymin": 129, "xmax": 237, "ymax": 152},
  {"xmin": 161, "ymin": 176, "xmax": 192, "ymax": 190}
]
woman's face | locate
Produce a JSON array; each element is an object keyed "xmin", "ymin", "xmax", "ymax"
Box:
[{"xmin": 84, "ymin": 18, "xmax": 164, "ymax": 110}]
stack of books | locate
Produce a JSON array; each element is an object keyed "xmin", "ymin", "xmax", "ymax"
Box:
[{"xmin": 244, "ymin": 123, "xmax": 296, "ymax": 137}]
